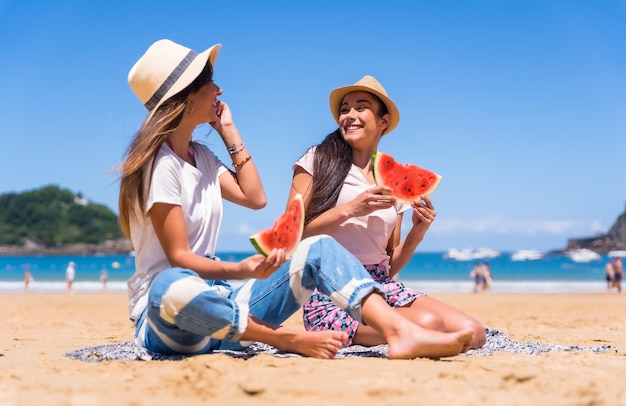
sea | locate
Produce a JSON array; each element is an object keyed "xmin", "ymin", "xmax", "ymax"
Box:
[{"xmin": 1, "ymin": 250, "xmax": 611, "ymax": 294}]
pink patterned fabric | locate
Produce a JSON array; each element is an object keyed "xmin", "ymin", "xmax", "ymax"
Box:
[{"xmin": 302, "ymin": 263, "xmax": 425, "ymax": 346}]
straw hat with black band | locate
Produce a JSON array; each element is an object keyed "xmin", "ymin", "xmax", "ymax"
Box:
[
  {"xmin": 329, "ymin": 75, "xmax": 400, "ymax": 135},
  {"xmin": 128, "ymin": 39, "xmax": 221, "ymax": 120}
]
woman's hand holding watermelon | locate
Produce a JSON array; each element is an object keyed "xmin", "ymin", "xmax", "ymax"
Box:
[
  {"xmin": 344, "ymin": 186, "xmax": 397, "ymax": 217},
  {"xmin": 409, "ymin": 195, "xmax": 436, "ymax": 231},
  {"xmin": 238, "ymin": 248, "xmax": 287, "ymax": 280}
]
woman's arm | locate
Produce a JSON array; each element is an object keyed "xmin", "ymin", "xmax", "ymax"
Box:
[
  {"xmin": 149, "ymin": 202, "xmax": 285, "ymax": 280},
  {"xmin": 289, "ymin": 168, "xmax": 350, "ymax": 237},
  {"xmin": 388, "ymin": 196, "xmax": 436, "ymax": 278},
  {"xmin": 213, "ymin": 101, "xmax": 265, "ymax": 209},
  {"xmin": 289, "ymin": 166, "xmax": 396, "ymax": 238}
]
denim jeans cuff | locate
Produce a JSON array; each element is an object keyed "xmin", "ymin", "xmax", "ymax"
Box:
[
  {"xmin": 230, "ymin": 301, "xmax": 250, "ymax": 342},
  {"xmin": 345, "ymin": 280, "xmax": 386, "ymax": 323}
]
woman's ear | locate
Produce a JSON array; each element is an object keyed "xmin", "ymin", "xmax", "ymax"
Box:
[{"xmin": 380, "ymin": 114, "xmax": 390, "ymax": 130}]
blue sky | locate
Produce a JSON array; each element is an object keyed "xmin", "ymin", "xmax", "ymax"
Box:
[{"xmin": 1, "ymin": 0, "xmax": 625, "ymax": 253}]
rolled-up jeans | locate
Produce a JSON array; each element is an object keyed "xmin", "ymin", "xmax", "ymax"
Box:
[{"xmin": 134, "ymin": 235, "xmax": 385, "ymax": 355}]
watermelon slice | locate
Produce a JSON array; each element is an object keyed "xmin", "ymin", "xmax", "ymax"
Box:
[
  {"xmin": 372, "ymin": 151, "xmax": 442, "ymax": 203},
  {"xmin": 249, "ymin": 194, "xmax": 305, "ymax": 257}
]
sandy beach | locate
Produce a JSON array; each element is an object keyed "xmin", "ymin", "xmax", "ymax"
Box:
[{"xmin": 3, "ymin": 291, "xmax": 625, "ymax": 405}]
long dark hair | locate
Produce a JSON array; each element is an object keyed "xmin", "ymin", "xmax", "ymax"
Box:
[
  {"xmin": 305, "ymin": 92, "xmax": 389, "ymax": 225},
  {"xmin": 305, "ymin": 130, "xmax": 352, "ymax": 225}
]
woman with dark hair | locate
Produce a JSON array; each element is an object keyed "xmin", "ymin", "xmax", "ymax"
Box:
[
  {"xmin": 119, "ymin": 41, "xmax": 473, "ymax": 359},
  {"xmin": 288, "ymin": 76, "xmax": 486, "ymax": 350}
]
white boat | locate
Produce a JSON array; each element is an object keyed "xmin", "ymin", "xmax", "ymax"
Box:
[
  {"xmin": 444, "ymin": 248, "xmax": 500, "ymax": 261},
  {"xmin": 608, "ymin": 250, "xmax": 626, "ymax": 258},
  {"xmin": 444, "ymin": 248, "xmax": 474, "ymax": 261},
  {"xmin": 473, "ymin": 247, "xmax": 501, "ymax": 260},
  {"xmin": 511, "ymin": 249, "xmax": 544, "ymax": 261},
  {"xmin": 566, "ymin": 248, "xmax": 601, "ymax": 263}
]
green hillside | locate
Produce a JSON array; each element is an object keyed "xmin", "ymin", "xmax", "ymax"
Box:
[{"xmin": 0, "ymin": 185, "xmax": 122, "ymax": 247}]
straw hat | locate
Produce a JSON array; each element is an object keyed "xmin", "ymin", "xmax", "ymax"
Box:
[
  {"xmin": 128, "ymin": 39, "xmax": 221, "ymax": 116},
  {"xmin": 329, "ymin": 75, "xmax": 400, "ymax": 135}
]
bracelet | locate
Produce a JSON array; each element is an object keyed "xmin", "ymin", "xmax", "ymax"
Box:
[
  {"xmin": 232, "ymin": 155, "xmax": 252, "ymax": 169},
  {"xmin": 227, "ymin": 142, "xmax": 245, "ymax": 155}
]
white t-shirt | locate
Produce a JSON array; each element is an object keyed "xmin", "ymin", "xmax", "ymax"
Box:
[
  {"xmin": 295, "ymin": 147, "xmax": 409, "ymax": 268},
  {"xmin": 127, "ymin": 143, "xmax": 228, "ymax": 323},
  {"xmin": 66, "ymin": 264, "xmax": 75, "ymax": 281}
]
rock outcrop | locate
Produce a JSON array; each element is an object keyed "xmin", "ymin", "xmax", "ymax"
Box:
[{"xmin": 566, "ymin": 212, "xmax": 626, "ymax": 254}]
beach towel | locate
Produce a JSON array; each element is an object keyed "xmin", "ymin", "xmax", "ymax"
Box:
[{"xmin": 64, "ymin": 328, "xmax": 614, "ymax": 362}]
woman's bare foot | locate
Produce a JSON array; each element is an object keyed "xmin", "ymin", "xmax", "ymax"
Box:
[
  {"xmin": 268, "ymin": 328, "xmax": 348, "ymax": 359},
  {"xmin": 386, "ymin": 323, "xmax": 474, "ymax": 360}
]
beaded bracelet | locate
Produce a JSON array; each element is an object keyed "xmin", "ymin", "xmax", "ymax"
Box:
[
  {"xmin": 227, "ymin": 143, "xmax": 245, "ymax": 155},
  {"xmin": 233, "ymin": 155, "xmax": 252, "ymax": 169}
]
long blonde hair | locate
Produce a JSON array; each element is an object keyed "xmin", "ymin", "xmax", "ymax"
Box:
[
  {"xmin": 117, "ymin": 103, "xmax": 184, "ymax": 237},
  {"xmin": 118, "ymin": 60, "xmax": 215, "ymax": 237}
]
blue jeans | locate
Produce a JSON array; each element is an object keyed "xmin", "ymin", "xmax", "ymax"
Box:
[{"xmin": 134, "ymin": 235, "xmax": 384, "ymax": 355}]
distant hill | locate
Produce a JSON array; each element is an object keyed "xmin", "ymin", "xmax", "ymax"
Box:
[
  {"xmin": 566, "ymin": 210, "xmax": 626, "ymax": 253},
  {"xmin": 0, "ymin": 185, "xmax": 131, "ymax": 254}
]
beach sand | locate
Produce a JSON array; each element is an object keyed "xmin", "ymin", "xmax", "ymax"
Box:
[{"xmin": 3, "ymin": 291, "xmax": 625, "ymax": 405}]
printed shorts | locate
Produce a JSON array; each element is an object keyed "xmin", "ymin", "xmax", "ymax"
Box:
[{"xmin": 302, "ymin": 263, "xmax": 425, "ymax": 346}]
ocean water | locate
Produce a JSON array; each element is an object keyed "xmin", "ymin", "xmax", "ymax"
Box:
[{"xmin": 0, "ymin": 251, "xmax": 611, "ymax": 294}]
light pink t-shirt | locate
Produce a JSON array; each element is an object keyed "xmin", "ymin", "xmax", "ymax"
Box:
[{"xmin": 295, "ymin": 147, "xmax": 409, "ymax": 267}]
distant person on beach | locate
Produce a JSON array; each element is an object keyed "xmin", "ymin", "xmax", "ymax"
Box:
[
  {"xmin": 65, "ymin": 261, "xmax": 76, "ymax": 290},
  {"xmin": 287, "ymin": 75, "xmax": 485, "ymax": 350},
  {"xmin": 24, "ymin": 265, "xmax": 33, "ymax": 289},
  {"xmin": 470, "ymin": 263, "xmax": 487, "ymax": 293},
  {"xmin": 605, "ymin": 260, "xmax": 615, "ymax": 292},
  {"xmin": 483, "ymin": 262, "xmax": 494, "ymax": 290},
  {"xmin": 611, "ymin": 257, "xmax": 623, "ymax": 293},
  {"xmin": 117, "ymin": 40, "xmax": 472, "ymax": 359},
  {"xmin": 470, "ymin": 262, "xmax": 495, "ymax": 292},
  {"xmin": 100, "ymin": 270, "xmax": 108, "ymax": 289}
]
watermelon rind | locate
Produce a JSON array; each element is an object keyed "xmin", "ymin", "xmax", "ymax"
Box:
[
  {"xmin": 250, "ymin": 234, "xmax": 271, "ymax": 257},
  {"xmin": 372, "ymin": 151, "xmax": 442, "ymax": 203},
  {"xmin": 249, "ymin": 194, "xmax": 305, "ymax": 257}
]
